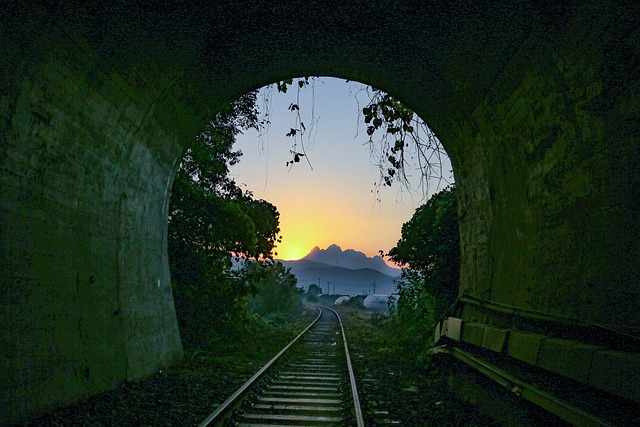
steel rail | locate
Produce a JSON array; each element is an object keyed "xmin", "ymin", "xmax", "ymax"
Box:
[
  {"xmin": 198, "ymin": 307, "xmax": 323, "ymax": 427},
  {"xmin": 324, "ymin": 306, "xmax": 365, "ymax": 427},
  {"xmin": 435, "ymin": 346, "xmax": 611, "ymax": 427}
]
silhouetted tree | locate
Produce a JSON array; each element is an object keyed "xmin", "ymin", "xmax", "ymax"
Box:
[
  {"xmin": 307, "ymin": 284, "xmax": 322, "ymax": 295},
  {"xmin": 389, "ymin": 185, "xmax": 459, "ymax": 316},
  {"xmin": 376, "ymin": 186, "xmax": 458, "ymax": 362},
  {"xmin": 245, "ymin": 261, "xmax": 302, "ymax": 316},
  {"xmin": 168, "ymin": 91, "xmax": 284, "ymax": 347}
]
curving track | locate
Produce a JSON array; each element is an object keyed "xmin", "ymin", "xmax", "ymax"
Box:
[{"xmin": 199, "ymin": 306, "xmax": 364, "ymax": 426}]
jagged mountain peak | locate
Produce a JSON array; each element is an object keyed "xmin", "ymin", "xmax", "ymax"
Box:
[
  {"xmin": 300, "ymin": 244, "xmax": 399, "ymax": 277},
  {"xmin": 307, "ymin": 246, "xmax": 321, "ymax": 254}
]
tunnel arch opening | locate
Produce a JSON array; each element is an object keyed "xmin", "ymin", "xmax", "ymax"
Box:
[
  {"xmin": 166, "ymin": 75, "xmax": 456, "ymax": 349},
  {"xmin": 218, "ymin": 76, "xmax": 453, "ymax": 240}
]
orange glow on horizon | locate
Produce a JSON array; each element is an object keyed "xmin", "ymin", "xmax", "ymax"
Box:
[
  {"xmin": 277, "ymin": 246, "xmax": 305, "ymax": 261},
  {"xmin": 229, "ymin": 77, "xmax": 452, "ymax": 273},
  {"xmin": 274, "ymin": 208, "xmax": 343, "ymax": 261},
  {"xmin": 276, "ymin": 231, "xmax": 311, "ymax": 260},
  {"xmin": 270, "ymin": 183, "xmax": 407, "ymax": 266},
  {"xmin": 274, "ymin": 209, "xmax": 398, "ymax": 266}
]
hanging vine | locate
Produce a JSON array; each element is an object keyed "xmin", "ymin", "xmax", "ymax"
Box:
[
  {"xmin": 357, "ymin": 85, "xmax": 449, "ymax": 198},
  {"xmin": 276, "ymin": 77, "xmax": 315, "ymax": 170},
  {"xmin": 269, "ymin": 78, "xmax": 449, "ymax": 198}
]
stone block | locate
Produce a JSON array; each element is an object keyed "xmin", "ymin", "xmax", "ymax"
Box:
[
  {"xmin": 536, "ymin": 338, "xmax": 602, "ymax": 384},
  {"xmin": 441, "ymin": 317, "xmax": 462, "ymax": 341},
  {"xmin": 507, "ymin": 331, "xmax": 545, "ymax": 365},
  {"xmin": 589, "ymin": 350, "xmax": 640, "ymax": 404},
  {"xmin": 482, "ymin": 326, "xmax": 509, "ymax": 353},
  {"xmin": 462, "ymin": 322, "xmax": 485, "ymax": 347}
]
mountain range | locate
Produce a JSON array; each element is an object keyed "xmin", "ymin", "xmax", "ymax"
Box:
[{"xmin": 277, "ymin": 244, "xmax": 401, "ymax": 296}]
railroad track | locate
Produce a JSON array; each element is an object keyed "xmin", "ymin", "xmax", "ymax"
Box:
[{"xmin": 199, "ymin": 306, "xmax": 364, "ymax": 427}]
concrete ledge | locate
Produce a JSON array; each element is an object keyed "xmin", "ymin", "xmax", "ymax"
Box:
[
  {"xmin": 462, "ymin": 322, "xmax": 485, "ymax": 347},
  {"xmin": 482, "ymin": 326, "xmax": 509, "ymax": 353},
  {"xmin": 506, "ymin": 331, "xmax": 545, "ymax": 365},
  {"xmin": 459, "ymin": 322, "xmax": 510, "ymax": 353},
  {"xmin": 588, "ymin": 350, "xmax": 640, "ymax": 404},
  {"xmin": 441, "ymin": 317, "xmax": 462, "ymax": 341},
  {"xmin": 448, "ymin": 320, "xmax": 640, "ymax": 405},
  {"xmin": 536, "ymin": 338, "xmax": 602, "ymax": 384}
]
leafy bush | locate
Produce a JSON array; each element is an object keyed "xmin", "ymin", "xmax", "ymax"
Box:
[
  {"xmin": 168, "ymin": 92, "xmax": 286, "ymax": 349},
  {"xmin": 389, "ymin": 185, "xmax": 459, "ymax": 316},
  {"xmin": 244, "ymin": 261, "xmax": 303, "ymax": 317},
  {"xmin": 381, "ymin": 185, "xmax": 459, "ymax": 364}
]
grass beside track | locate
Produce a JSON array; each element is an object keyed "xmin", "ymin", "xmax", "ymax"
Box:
[
  {"xmin": 337, "ymin": 306, "xmax": 500, "ymax": 426},
  {"xmin": 18, "ymin": 311, "xmax": 317, "ymax": 427},
  {"xmin": 19, "ymin": 306, "xmax": 500, "ymax": 426}
]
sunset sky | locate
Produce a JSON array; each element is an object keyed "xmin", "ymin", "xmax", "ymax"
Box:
[{"xmin": 230, "ymin": 77, "xmax": 453, "ymax": 264}]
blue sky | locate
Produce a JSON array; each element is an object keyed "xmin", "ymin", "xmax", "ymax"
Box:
[{"xmin": 230, "ymin": 77, "xmax": 453, "ymax": 262}]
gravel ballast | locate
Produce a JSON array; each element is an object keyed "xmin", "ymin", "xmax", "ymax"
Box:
[{"xmin": 17, "ymin": 308, "xmax": 500, "ymax": 426}]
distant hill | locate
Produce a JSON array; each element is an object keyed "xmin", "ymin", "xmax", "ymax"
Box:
[
  {"xmin": 277, "ymin": 244, "xmax": 401, "ymax": 296},
  {"xmin": 301, "ymin": 244, "xmax": 400, "ymax": 277}
]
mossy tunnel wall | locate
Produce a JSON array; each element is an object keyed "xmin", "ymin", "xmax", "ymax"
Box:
[{"xmin": 1, "ymin": 1, "xmax": 638, "ymax": 422}]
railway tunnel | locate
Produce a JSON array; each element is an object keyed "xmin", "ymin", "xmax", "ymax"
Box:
[{"xmin": 1, "ymin": 1, "xmax": 639, "ymax": 423}]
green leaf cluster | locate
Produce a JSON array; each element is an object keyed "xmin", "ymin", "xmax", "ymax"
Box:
[
  {"xmin": 380, "ymin": 186, "xmax": 459, "ymax": 362},
  {"xmin": 362, "ymin": 92, "xmax": 417, "ymax": 186},
  {"xmin": 245, "ymin": 261, "xmax": 302, "ymax": 317},
  {"xmin": 389, "ymin": 185, "xmax": 459, "ymax": 314},
  {"xmin": 168, "ymin": 92, "xmax": 285, "ymax": 348}
]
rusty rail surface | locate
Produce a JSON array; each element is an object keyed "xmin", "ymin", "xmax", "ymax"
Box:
[
  {"xmin": 198, "ymin": 308, "xmax": 322, "ymax": 426},
  {"xmin": 199, "ymin": 306, "xmax": 364, "ymax": 426}
]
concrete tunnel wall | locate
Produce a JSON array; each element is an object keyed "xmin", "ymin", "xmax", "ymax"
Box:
[{"xmin": 1, "ymin": 1, "xmax": 639, "ymax": 422}]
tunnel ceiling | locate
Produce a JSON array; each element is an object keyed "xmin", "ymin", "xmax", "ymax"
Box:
[{"xmin": 5, "ymin": 1, "xmax": 553, "ymax": 137}]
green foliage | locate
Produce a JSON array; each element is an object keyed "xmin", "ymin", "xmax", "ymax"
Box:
[
  {"xmin": 178, "ymin": 91, "xmax": 258, "ymax": 197},
  {"xmin": 389, "ymin": 185, "xmax": 459, "ymax": 315},
  {"xmin": 355, "ymin": 271, "xmax": 437, "ymax": 366},
  {"xmin": 168, "ymin": 91, "xmax": 285, "ymax": 348},
  {"xmin": 245, "ymin": 261, "xmax": 302, "ymax": 317},
  {"xmin": 307, "ymin": 283, "xmax": 322, "ymax": 295},
  {"xmin": 242, "ymin": 199, "xmax": 282, "ymax": 260},
  {"xmin": 171, "ymin": 258, "xmax": 251, "ymax": 347},
  {"xmin": 343, "ymin": 296, "xmax": 365, "ymax": 310},
  {"xmin": 387, "ymin": 270, "xmax": 438, "ymax": 361},
  {"xmin": 376, "ymin": 186, "xmax": 459, "ymax": 363},
  {"xmin": 362, "ymin": 92, "xmax": 414, "ymax": 187},
  {"xmin": 276, "ymin": 77, "xmax": 313, "ymax": 170},
  {"xmin": 361, "ymin": 89, "xmax": 447, "ymax": 190}
]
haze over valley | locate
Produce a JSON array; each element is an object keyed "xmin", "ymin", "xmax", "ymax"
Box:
[{"xmin": 278, "ymin": 244, "xmax": 400, "ymax": 296}]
